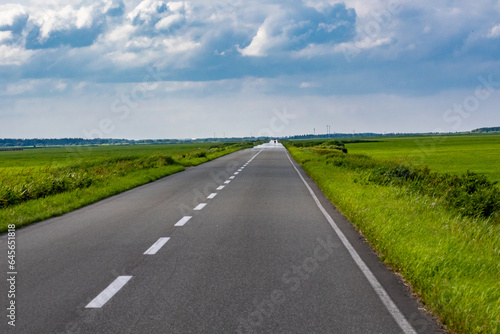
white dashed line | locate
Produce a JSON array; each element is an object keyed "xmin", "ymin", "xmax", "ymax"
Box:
[
  {"xmin": 85, "ymin": 276, "xmax": 132, "ymax": 309},
  {"xmin": 194, "ymin": 203, "xmax": 207, "ymax": 210},
  {"xmin": 144, "ymin": 237, "xmax": 170, "ymax": 255},
  {"xmin": 224, "ymin": 180, "xmax": 231, "ymax": 184},
  {"xmin": 216, "ymin": 185, "xmax": 225, "ymax": 190},
  {"xmin": 229, "ymin": 176, "xmax": 235, "ymax": 179},
  {"xmin": 207, "ymin": 193, "xmax": 217, "ymax": 199},
  {"xmin": 234, "ymin": 172, "xmax": 239, "ymax": 175},
  {"xmin": 175, "ymin": 216, "xmax": 192, "ymax": 226}
]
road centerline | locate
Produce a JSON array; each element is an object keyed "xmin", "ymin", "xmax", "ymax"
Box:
[
  {"xmin": 144, "ymin": 237, "xmax": 170, "ymax": 255},
  {"xmin": 194, "ymin": 203, "xmax": 207, "ymax": 210},
  {"xmin": 85, "ymin": 276, "xmax": 133, "ymax": 309},
  {"xmin": 175, "ymin": 216, "xmax": 192, "ymax": 226}
]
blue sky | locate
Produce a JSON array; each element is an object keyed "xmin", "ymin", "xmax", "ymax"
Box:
[{"xmin": 1, "ymin": 0, "xmax": 499, "ymax": 139}]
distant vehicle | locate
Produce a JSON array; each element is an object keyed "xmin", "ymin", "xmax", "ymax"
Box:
[{"xmin": 274, "ymin": 139, "xmax": 277, "ymax": 144}]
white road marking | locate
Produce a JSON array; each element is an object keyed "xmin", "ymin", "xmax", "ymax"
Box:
[
  {"xmin": 216, "ymin": 185, "xmax": 225, "ymax": 190},
  {"xmin": 144, "ymin": 237, "xmax": 170, "ymax": 255},
  {"xmin": 234, "ymin": 172, "xmax": 239, "ymax": 175},
  {"xmin": 285, "ymin": 151, "xmax": 417, "ymax": 334},
  {"xmin": 175, "ymin": 216, "xmax": 192, "ymax": 226},
  {"xmin": 194, "ymin": 203, "xmax": 207, "ymax": 210},
  {"xmin": 85, "ymin": 276, "xmax": 132, "ymax": 309},
  {"xmin": 224, "ymin": 180, "xmax": 231, "ymax": 184},
  {"xmin": 229, "ymin": 176, "xmax": 235, "ymax": 179},
  {"xmin": 207, "ymin": 193, "xmax": 217, "ymax": 199}
]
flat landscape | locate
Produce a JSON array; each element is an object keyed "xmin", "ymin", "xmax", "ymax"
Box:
[
  {"xmin": 345, "ymin": 134, "xmax": 500, "ymax": 182},
  {"xmin": 1, "ymin": 134, "xmax": 498, "ymax": 333}
]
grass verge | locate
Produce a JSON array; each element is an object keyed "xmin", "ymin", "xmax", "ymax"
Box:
[{"xmin": 286, "ymin": 143, "xmax": 500, "ymax": 334}]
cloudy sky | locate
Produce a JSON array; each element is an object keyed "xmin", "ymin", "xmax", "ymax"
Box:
[{"xmin": 1, "ymin": 0, "xmax": 499, "ymax": 139}]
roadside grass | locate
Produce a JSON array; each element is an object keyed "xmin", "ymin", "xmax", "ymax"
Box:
[
  {"xmin": 0, "ymin": 142, "xmax": 254, "ymax": 232},
  {"xmin": 286, "ymin": 144, "xmax": 500, "ymax": 334}
]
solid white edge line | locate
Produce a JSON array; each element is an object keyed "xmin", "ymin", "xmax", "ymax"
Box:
[
  {"xmin": 85, "ymin": 276, "xmax": 133, "ymax": 308},
  {"xmin": 175, "ymin": 216, "xmax": 192, "ymax": 226},
  {"xmin": 207, "ymin": 193, "xmax": 217, "ymax": 199},
  {"xmin": 194, "ymin": 203, "xmax": 207, "ymax": 210},
  {"xmin": 216, "ymin": 186, "xmax": 225, "ymax": 190},
  {"xmin": 285, "ymin": 151, "xmax": 417, "ymax": 334},
  {"xmin": 144, "ymin": 237, "xmax": 170, "ymax": 255}
]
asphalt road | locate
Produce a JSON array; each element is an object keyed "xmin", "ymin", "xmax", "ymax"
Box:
[{"xmin": 0, "ymin": 142, "xmax": 444, "ymax": 333}]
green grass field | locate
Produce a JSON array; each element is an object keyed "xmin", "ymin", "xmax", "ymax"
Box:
[
  {"xmin": 0, "ymin": 142, "xmax": 254, "ymax": 232},
  {"xmin": 285, "ymin": 134, "xmax": 500, "ymax": 334},
  {"xmin": 345, "ymin": 134, "xmax": 500, "ymax": 182}
]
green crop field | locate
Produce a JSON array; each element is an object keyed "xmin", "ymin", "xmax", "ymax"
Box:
[
  {"xmin": 345, "ymin": 134, "xmax": 500, "ymax": 182},
  {"xmin": 0, "ymin": 142, "xmax": 254, "ymax": 232},
  {"xmin": 285, "ymin": 134, "xmax": 500, "ymax": 334}
]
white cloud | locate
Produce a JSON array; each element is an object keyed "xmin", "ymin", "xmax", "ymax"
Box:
[
  {"xmin": 155, "ymin": 13, "xmax": 184, "ymax": 30},
  {"xmin": 0, "ymin": 4, "xmax": 27, "ymax": 27},
  {"xmin": 163, "ymin": 80, "xmax": 207, "ymax": 92},
  {"xmin": 166, "ymin": 1, "xmax": 185, "ymax": 12},
  {"xmin": 75, "ymin": 6, "xmax": 94, "ymax": 29},
  {"xmin": 299, "ymin": 82, "xmax": 320, "ymax": 88},
  {"xmin": 488, "ymin": 24, "xmax": 500, "ymax": 38},
  {"xmin": 161, "ymin": 36, "xmax": 200, "ymax": 53},
  {"xmin": 238, "ymin": 22, "xmax": 273, "ymax": 56},
  {"xmin": 128, "ymin": 0, "xmax": 168, "ymax": 24},
  {"xmin": 0, "ymin": 31, "xmax": 13, "ymax": 44},
  {"xmin": 126, "ymin": 36, "xmax": 153, "ymax": 49},
  {"xmin": 4, "ymin": 81, "xmax": 36, "ymax": 96},
  {"xmin": 54, "ymin": 80, "xmax": 68, "ymax": 92},
  {"xmin": 239, "ymin": 3, "xmax": 357, "ymax": 57},
  {"xmin": 0, "ymin": 45, "xmax": 33, "ymax": 65},
  {"xmin": 106, "ymin": 24, "xmax": 136, "ymax": 42},
  {"xmin": 106, "ymin": 50, "xmax": 139, "ymax": 65}
]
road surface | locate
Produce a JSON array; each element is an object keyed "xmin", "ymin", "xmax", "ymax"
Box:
[{"xmin": 0, "ymin": 142, "xmax": 443, "ymax": 333}]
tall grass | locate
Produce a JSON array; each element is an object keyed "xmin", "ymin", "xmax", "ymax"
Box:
[{"xmin": 286, "ymin": 143, "xmax": 500, "ymax": 334}]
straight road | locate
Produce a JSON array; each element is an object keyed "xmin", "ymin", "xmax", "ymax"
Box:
[{"xmin": 0, "ymin": 142, "xmax": 443, "ymax": 333}]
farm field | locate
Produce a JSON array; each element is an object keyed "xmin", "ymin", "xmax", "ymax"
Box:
[
  {"xmin": 345, "ymin": 134, "xmax": 500, "ymax": 182},
  {"xmin": 285, "ymin": 134, "xmax": 500, "ymax": 334},
  {"xmin": 0, "ymin": 142, "xmax": 254, "ymax": 232}
]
